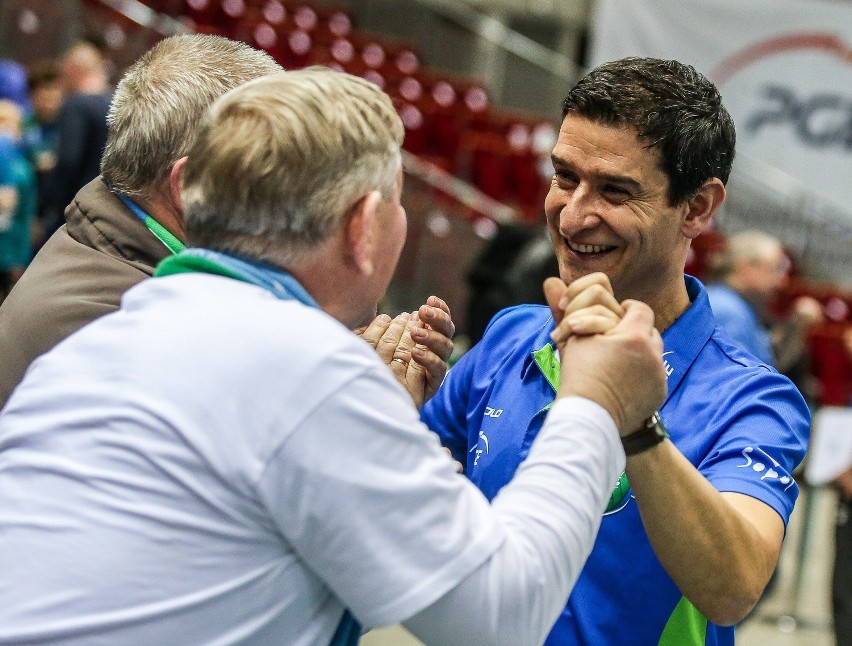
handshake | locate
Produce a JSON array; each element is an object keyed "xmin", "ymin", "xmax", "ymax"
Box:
[{"xmin": 543, "ymin": 273, "xmax": 668, "ymax": 440}]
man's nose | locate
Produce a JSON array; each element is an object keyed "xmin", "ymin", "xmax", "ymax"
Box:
[{"xmin": 557, "ymin": 186, "xmax": 603, "ymax": 236}]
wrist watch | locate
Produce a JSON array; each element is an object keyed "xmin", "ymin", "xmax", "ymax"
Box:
[{"xmin": 621, "ymin": 411, "xmax": 668, "ymax": 456}]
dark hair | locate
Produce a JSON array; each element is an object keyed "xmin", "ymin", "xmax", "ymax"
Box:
[
  {"xmin": 27, "ymin": 60, "xmax": 59, "ymax": 92},
  {"xmin": 562, "ymin": 57, "xmax": 736, "ymax": 205}
]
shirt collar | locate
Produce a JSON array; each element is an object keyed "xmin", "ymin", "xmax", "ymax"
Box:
[
  {"xmin": 527, "ymin": 275, "xmax": 716, "ymax": 404},
  {"xmin": 659, "ymin": 275, "xmax": 716, "ymax": 401}
]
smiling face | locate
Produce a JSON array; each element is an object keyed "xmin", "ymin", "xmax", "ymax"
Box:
[{"xmin": 545, "ymin": 114, "xmax": 701, "ymax": 328}]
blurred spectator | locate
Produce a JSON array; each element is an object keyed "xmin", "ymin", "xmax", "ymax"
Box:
[
  {"xmin": 0, "ymin": 100, "xmax": 36, "ymax": 300},
  {"xmin": 832, "ymin": 327, "xmax": 852, "ymax": 646},
  {"xmin": 465, "ymin": 222, "xmax": 558, "ymax": 344},
  {"xmin": 706, "ymin": 230, "xmax": 823, "ymax": 374},
  {"xmin": 706, "ymin": 230, "xmax": 824, "ymax": 608},
  {"xmin": 23, "ymin": 61, "xmax": 63, "ymax": 247},
  {"xmin": 45, "ymin": 41, "xmax": 112, "ymax": 235}
]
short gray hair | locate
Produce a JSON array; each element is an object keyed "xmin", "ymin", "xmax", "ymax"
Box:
[
  {"xmin": 182, "ymin": 68, "xmax": 404, "ymax": 264},
  {"xmin": 708, "ymin": 230, "xmax": 783, "ymax": 280},
  {"xmin": 100, "ymin": 34, "xmax": 281, "ymax": 200}
]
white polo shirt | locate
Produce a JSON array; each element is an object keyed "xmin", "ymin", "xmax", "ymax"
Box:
[
  {"xmin": 0, "ymin": 272, "xmax": 625, "ymax": 646},
  {"xmin": 0, "ymin": 274, "xmax": 506, "ymax": 644}
]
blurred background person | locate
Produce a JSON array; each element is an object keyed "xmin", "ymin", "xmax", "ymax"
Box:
[
  {"xmin": 23, "ymin": 60, "xmax": 62, "ymax": 248},
  {"xmin": 831, "ymin": 327, "xmax": 852, "ymax": 646},
  {"xmin": 0, "ymin": 59, "xmax": 31, "ymax": 116},
  {"xmin": 465, "ymin": 221, "xmax": 557, "ymax": 345},
  {"xmin": 706, "ymin": 229, "xmax": 826, "ymax": 611},
  {"xmin": 44, "ymin": 40, "xmax": 111, "ymax": 236},
  {"xmin": 0, "ymin": 99, "xmax": 36, "ymax": 301},
  {"xmin": 706, "ymin": 230, "xmax": 824, "ymax": 376}
]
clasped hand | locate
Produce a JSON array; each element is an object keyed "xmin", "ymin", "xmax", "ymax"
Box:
[
  {"xmin": 355, "ymin": 295, "xmax": 455, "ymax": 411},
  {"xmin": 543, "ymin": 273, "xmax": 667, "ymax": 436}
]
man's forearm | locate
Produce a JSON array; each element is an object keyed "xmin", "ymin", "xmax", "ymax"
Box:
[{"xmin": 626, "ymin": 441, "xmax": 783, "ymax": 625}]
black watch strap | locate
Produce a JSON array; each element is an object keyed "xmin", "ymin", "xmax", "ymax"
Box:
[{"xmin": 621, "ymin": 412, "xmax": 668, "ymax": 456}]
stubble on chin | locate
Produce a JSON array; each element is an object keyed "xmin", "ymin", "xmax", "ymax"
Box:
[{"xmin": 351, "ymin": 304, "xmax": 380, "ymax": 330}]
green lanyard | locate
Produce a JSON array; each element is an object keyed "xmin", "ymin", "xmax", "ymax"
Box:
[
  {"xmin": 114, "ymin": 190, "xmax": 186, "ymax": 255},
  {"xmin": 145, "ymin": 216, "xmax": 185, "ymax": 255}
]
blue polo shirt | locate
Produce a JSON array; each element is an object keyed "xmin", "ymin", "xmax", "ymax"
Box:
[
  {"xmin": 422, "ymin": 276, "xmax": 809, "ymax": 646},
  {"xmin": 706, "ymin": 283, "xmax": 775, "ymax": 366}
]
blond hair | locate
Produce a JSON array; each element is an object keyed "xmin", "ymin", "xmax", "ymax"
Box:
[
  {"xmin": 182, "ymin": 68, "xmax": 404, "ymax": 264},
  {"xmin": 100, "ymin": 34, "xmax": 281, "ymax": 200}
]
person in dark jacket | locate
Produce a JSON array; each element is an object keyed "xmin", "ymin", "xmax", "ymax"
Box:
[
  {"xmin": 0, "ymin": 35, "xmax": 454, "ymax": 410},
  {"xmin": 42, "ymin": 42, "xmax": 112, "ymax": 234}
]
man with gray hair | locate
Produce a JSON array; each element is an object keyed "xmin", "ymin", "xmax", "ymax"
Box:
[
  {"xmin": 0, "ymin": 67, "xmax": 667, "ymax": 645},
  {"xmin": 0, "ymin": 34, "xmax": 453, "ymax": 410},
  {"xmin": 706, "ymin": 229, "xmax": 822, "ymax": 370}
]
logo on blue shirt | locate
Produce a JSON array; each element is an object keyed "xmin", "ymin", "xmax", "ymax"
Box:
[
  {"xmin": 470, "ymin": 430, "xmax": 490, "ymax": 466},
  {"xmin": 662, "ymin": 351, "xmax": 675, "ymax": 378},
  {"xmin": 737, "ymin": 447, "xmax": 796, "ymax": 491}
]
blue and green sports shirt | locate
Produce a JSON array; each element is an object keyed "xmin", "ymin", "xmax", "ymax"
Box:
[{"xmin": 422, "ymin": 276, "xmax": 809, "ymax": 646}]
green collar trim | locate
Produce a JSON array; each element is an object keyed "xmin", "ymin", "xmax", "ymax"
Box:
[
  {"xmin": 532, "ymin": 342, "xmax": 561, "ymax": 393},
  {"xmin": 154, "ymin": 253, "xmax": 246, "ymax": 282}
]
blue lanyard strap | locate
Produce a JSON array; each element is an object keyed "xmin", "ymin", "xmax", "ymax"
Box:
[
  {"xmin": 113, "ymin": 190, "xmax": 186, "ymax": 255},
  {"xmin": 329, "ymin": 610, "xmax": 361, "ymax": 646},
  {"xmin": 154, "ymin": 247, "xmax": 319, "ymax": 307}
]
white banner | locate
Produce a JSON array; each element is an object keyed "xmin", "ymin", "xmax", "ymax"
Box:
[{"xmin": 589, "ymin": 0, "xmax": 852, "ymax": 213}]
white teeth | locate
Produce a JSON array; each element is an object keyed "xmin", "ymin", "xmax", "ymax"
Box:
[{"xmin": 568, "ymin": 241, "xmax": 612, "ymax": 254}]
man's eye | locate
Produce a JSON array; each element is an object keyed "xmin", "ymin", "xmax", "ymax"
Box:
[{"xmin": 604, "ymin": 185, "xmax": 629, "ymax": 197}]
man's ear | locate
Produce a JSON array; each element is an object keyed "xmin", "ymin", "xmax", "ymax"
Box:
[
  {"xmin": 347, "ymin": 190, "xmax": 382, "ymax": 276},
  {"xmin": 682, "ymin": 178, "xmax": 726, "ymax": 240},
  {"xmin": 169, "ymin": 157, "xmax": 188, "ymax": 216}
]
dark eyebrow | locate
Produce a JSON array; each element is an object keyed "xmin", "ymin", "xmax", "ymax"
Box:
[{"xmin": 551, "ymin": 154, "xmax": 642, "ymax": 192}]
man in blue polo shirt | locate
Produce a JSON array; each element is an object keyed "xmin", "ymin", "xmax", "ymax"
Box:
[{"xmin": 422, "ymin": 57, "xmax": 810, "ymax": 646}]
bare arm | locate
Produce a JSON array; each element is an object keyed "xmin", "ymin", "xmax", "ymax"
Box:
[
  {"xmin": 548, "ymin": 272, "xmax": 787, "ymax": 624},
  {"xmin": 627, "ymin": 442, "xmax": 784, "ymax": 624}
]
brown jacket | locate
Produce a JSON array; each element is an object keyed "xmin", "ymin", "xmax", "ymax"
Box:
[{"xmin": 0, "ymin": 177, "xmax": 171, "ymax": 407}]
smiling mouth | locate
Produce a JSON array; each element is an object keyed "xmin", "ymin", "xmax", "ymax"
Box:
[{"xmin": 567, "ymin": 240, "xmax": 617, "ymax": 255}]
